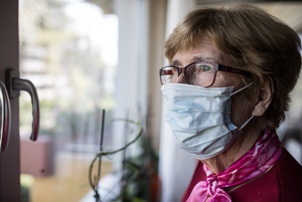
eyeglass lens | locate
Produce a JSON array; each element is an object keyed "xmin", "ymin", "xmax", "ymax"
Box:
[{"xmin": 160, "ymin": 62, "xmax": 216, "ymax": 87}]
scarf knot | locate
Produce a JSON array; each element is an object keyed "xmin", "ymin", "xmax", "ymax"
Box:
[
  {"xmin": 189, "ymin": 180, "xmax": 232, "ymax": 202},
  {"xmin": 207, "ymin": 175, "xmax": 218, "ymax": 195}
]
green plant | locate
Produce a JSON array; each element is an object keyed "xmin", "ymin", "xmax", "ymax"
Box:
[
  {"xmin": 88, "ymin": 118, "xmax": 160, "ymax": 202},
  {"xmin": 119, "ymin": 134, "xmax": 159, "ymax": 202}
]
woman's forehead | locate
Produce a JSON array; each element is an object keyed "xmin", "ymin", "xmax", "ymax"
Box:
[{"xmin": 171, "ymin": 39, "xmax": 222, "ymax": 65}]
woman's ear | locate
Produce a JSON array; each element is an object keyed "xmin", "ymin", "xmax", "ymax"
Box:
[{"xmin": 252, "ymin": 79, "xmax": 274, "ymax": 117}]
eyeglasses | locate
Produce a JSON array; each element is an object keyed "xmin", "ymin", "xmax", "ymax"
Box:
[{"xmin": 159, "ymin": 61, "xmax": 250, "ymax": 87}]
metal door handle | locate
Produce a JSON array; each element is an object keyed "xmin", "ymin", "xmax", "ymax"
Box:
[
  {"xmin": 5, "ymin": 68, "xmax": 40, "ymax": 142},
  {"xmin": 13, "ymin": 78, "xmax": 39, "ymax": 141},
  {"xmin": 0, "ymin": 81, "xmax": 11, "ymax": 152}
]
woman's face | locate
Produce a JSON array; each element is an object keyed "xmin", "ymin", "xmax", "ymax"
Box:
[
  {"xmin": 170, "ymin": 36, "xmax": 239, "ymax": 88},
  {"xmin": 170, "ymin": 35, "xmax": 256, "ymax": 127}
]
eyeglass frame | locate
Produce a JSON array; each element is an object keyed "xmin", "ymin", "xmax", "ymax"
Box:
[{"xmin": 159, "ymin": 61, "xmax": 251, "ymax": 87}]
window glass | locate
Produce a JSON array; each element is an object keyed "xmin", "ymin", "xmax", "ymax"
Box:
[{"xmin": 19, "ymin": 0, "xmax": 117, "ymax": 201}]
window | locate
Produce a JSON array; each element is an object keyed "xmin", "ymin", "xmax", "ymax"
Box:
[{"xmin": 19, "ymin": 0, "xmax": 117, "ymax": 201}]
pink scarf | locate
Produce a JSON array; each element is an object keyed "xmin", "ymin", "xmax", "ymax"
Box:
[{"xmin": 187, "ymin": 128, "xmax": 283, "ymax": 202}]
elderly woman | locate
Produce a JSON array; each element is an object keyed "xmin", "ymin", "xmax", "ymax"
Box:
[{"xmin": 160, "ymin": 4, "xmax": 302, "ymax": 202}]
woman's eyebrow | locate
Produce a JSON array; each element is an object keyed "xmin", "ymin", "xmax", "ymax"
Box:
[
  {"xmin": 170, "ymin": 55, "xmax": 216, "ymax": 66},
  {"xmin": 170, "ymin": 59, "xmax": 182, "ymax": 66},
  {"xmin": 192, "ymin": 55, "xmax": 215, "ymax": 62}
]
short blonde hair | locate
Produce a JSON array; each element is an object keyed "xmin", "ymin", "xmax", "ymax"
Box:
[{"xmin": 165, "ymin": 5, "xmax": 301, "ymax": 127}]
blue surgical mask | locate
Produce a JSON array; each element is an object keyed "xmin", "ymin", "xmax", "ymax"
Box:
[{"xmin": 161, "ymin": 83, "xmax": 253, "ymax": 160}]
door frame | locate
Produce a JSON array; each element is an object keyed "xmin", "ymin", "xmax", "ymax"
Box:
[{"xmin": 0, "ymin": 0, "xmax": 21, "ymax": 201}]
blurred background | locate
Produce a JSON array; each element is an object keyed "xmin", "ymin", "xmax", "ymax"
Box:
[{"xmin": 15, "ymin": 0, "xmax": 302, "ymax": 201}]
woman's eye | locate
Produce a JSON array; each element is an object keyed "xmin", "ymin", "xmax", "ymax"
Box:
[{"xmin": 197, "ymin": 64, "xmax": 212, "ymax": 71}]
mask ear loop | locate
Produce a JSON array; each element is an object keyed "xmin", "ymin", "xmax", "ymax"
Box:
[
  {"xmin": 238, "ymin": 79, "xmax": 273, "ymax": 131},
  {"xmin": 230, "ymin": 83, "xmax": 254, "ymax": 96},
  {"xmin": 238, "ymin": 115, "xmax": 254, "ymax": 131},
  {"xmin": 230, "ymin": 82, "xmax": 255, "ymax": 131}
]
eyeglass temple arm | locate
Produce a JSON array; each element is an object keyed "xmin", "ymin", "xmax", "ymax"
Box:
[{"xmin": 218, "ymin": 64, "xmax": 250, "ymax": 76}]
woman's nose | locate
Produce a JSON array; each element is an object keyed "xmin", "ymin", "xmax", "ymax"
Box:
[{"xmin": 175, "ymin": 73, "xmax": 187, "ymax": 84}]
